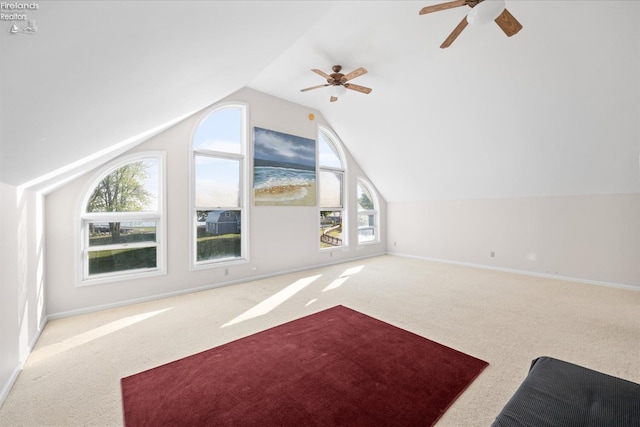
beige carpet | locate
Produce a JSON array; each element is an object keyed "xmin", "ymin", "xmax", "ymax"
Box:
[{"xmin": 1, "ymin": 255, "xmax": 639, "ymax": 426}]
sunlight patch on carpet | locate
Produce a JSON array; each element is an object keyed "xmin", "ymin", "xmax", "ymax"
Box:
[
  {"xmin": 221, "ymin": 274, "xmax": 322, "ymax": 327},
  {"xmin": 31, "ymin": 308, "xmax": 172, "ymax": 363},
  {"xmin": 341, "ymin": 265, "xmax": 364, "ymax": 277},
  {"xmin": 322, "ymin": 276, "xmax": 348, "ymax": 292},
  {"xmin": 322, "ymin": 265, "xmax": 363, "ymax": 292}
]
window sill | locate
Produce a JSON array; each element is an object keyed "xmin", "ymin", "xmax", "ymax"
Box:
[
  {"xmin": 77, "ymin": 268, "xmax": 165, "ymax": 287},
  {"xmin": 190, "ymin": 258, "xmax": 249, "ymax": 272}
]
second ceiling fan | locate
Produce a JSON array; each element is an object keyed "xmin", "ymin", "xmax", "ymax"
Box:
[
  {"xmin": 300, "ymin": 65, "xmax": 372, "ymax": 103},
  {"xmin": 420, "ymin": 0, "xmax": 522, "ymax": 48}
]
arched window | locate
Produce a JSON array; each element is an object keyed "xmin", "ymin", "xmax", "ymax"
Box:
[
  {"xmin": 357, "ymin": 177, "xmax": 379, "ymax": 244},
  {"xmin": 192, "ymin": 105, "xmax": 247, "ymax": 267},
  {"xmin": 318, "ymin": 127, "xmax": 346, "ymax": 249},
  {"xmin": 80, "ymin": 152, "xmax": 165, "ymax": 283}
]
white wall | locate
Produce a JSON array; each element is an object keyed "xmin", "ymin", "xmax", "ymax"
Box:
[
  {"xmin": 384, "ymin": 0, "xmax": 640, "ymax": 289},
  {"xmin": 0, "ymin": 183, "xmax": 46, "ymax": 404},
  {"xmin": 387, "ymin": 194, "xmax": 640, "ymax": 288},
  {"xmin": 45, "ymin": 88, "xmax": 386, "ymax": 317}
]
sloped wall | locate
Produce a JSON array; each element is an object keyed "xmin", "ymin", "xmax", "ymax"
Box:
[
  {"xmin": 44, "ymin": 88, "xmax": 386, "ymax": 317},
  {"xmin": 0, "ymin": 183, "xmax": 46, "ymax": 404}
]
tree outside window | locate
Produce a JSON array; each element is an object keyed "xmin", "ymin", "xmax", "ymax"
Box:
[{"xmin": 81, "ymin": 155, "xmax": 164, "ymax": 281}]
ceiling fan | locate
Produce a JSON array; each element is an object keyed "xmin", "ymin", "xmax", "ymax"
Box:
[
  {"xmin": 300, "ymin": 65, "xmax": 372, "ymax": 102},
  {"xmin": 419, "ymin": 0, "xmax": 522, "ymax": 49}
]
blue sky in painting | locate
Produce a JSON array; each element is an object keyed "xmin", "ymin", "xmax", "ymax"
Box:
[{"xmin": 254, "ymin": 127, "xmax": 315, "ymax": 168}]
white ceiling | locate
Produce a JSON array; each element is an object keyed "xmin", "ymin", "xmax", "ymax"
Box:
[{"xmin": 1, "ymin": 1, "xmax": 638, "ymax": 202}]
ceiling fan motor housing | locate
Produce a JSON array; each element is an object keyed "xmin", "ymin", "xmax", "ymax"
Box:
[{"xmin": 329, "ymin": 65, "xmax": 345, "ymax": 85}]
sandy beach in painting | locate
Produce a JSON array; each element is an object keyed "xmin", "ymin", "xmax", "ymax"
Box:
[
  {"xmin": 253, "ymin": 127, "xmax": 317, "ymax": 206},
  {"xmin": 254, "ymin": 182, "xmax": 317, "ymax": 206}
]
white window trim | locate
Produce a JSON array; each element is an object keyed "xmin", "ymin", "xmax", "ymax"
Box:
[
  {"xmin": 318, "ymin": 125, "xmax": 348, "ymax": 170},
  {"xmin": 318, "ymin": 126, "xmax": 348, "ymax": 251},
  {"xmin": 76, "ymin": 151, "xmax": 167, "ymax": 286},
  {"xmin": 189, "ymin": 103, "xmax": 249, "ymax": 271},
  {"xmin": 357, "ymin": 176, "xmax": 380, "ymax": 245}
]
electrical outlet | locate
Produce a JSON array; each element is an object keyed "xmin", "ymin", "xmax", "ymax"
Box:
[
  {"xmin": 490, "ymin": 251, "xmax": 495, "ymax": 258},
  {"xmin": 224, "ymin": 268, "xmax": 229, "ymax": 275}
]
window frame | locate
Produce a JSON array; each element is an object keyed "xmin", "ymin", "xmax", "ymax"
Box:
[
  {"xmin": 190, "ymin": 103, "xmax": 249, "ymax": 270},
  {"xmin": 77, "ymin": 151, "xmax": 167, "ymax": 286},
  {"xmin": 318, "ymin": 126, "xmax": 348, "ymax": 251},
  {"xmin": 357, "ymin": 176, "xmax": 380, "ymax": 245}
]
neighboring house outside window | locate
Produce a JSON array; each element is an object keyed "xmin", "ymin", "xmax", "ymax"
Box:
[
  {"xmin": 192, "ymin": 105, "xmax": 247, "ymax": 267},
  {"xmin": 318, "ymin": 127, "xmax": 346, "ymax": 249},
  {"xmin": 79, "ymin": 152, "xmax": 165, "ymax": 284},
  {"xmin": 357, "ymin": 177, "xmax": 379, "ymax": 244}
]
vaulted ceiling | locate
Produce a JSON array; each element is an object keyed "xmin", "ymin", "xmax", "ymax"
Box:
[{"xmin": 1, "ymin": 1, "xmax": 638, "ymax": 203}]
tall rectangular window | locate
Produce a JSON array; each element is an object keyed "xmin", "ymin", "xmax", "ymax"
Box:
[
  {"xmin": 357, "ymin": 178, "xmax": 379, "ymax": 244},
  {"xmin": 318, "ymin": 129, "xmax": 346, "ymax": 249},
  {"xmin": 192, "ymin": 106, "xmax": 246, "ymax": 266}
]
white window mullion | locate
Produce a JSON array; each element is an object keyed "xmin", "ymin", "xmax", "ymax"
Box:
[{"xmin": 87, "ymin": 241, "xmax": 158, "ymax": 252}]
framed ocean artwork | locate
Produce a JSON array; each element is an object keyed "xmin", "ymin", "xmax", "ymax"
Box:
[{"xmin": 253, "ymin": 127, "xmax": 316, "ymax": 206}]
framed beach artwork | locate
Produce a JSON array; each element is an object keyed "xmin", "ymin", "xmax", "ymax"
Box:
[{"xmin": 253, "ymin": 127, "xmax": 316, "ymax": 206}]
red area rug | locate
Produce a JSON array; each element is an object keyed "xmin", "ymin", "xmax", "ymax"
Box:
[{"xmin": 121, "ymin": 305, "xmax": 488, "ymax": 426}]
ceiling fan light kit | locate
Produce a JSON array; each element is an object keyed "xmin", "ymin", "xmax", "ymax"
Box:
[
  {"xmin": 466, "ymin": 0, "xmax": 506, "ymax": 25},
  {"xmin": 419, "ymin": 0, "xmax": 522, "ymax": 49},
  {"xmin": 327, "ymin": 85, "xmax": 347, "ymax": 98}
]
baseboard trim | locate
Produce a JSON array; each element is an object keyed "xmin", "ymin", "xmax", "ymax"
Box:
[
  {"xmin": 0, "ymin": 364, "xmax": 20, "ymax": 409},
  {"xmin": 387, "ymin": 252, "xmax": 640, "ymax": 291},
  {"xmin": 48, "ymin": 252, "xmax": 386, "ymax": 321},
  {"xmin": 0, "ymin": 314, "xmax": 48, "ymax": 408}
]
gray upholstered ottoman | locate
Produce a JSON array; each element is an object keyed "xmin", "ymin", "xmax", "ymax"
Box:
[{"xmin": 492, "ymin": 356, "xmax": 640, "ymax": 426}]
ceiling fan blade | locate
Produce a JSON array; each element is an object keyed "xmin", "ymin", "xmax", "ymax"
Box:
[
  {"xmin": 311, "ymin": 68, "xmax": 334, "ymax": 82},
  {"xmin": 330, "ymin": 96, "xmax": 338, "ymax": 102},
  {"xmin": 494, "ymin": 8, "xmax": 522, "ymax": 37},
  {"xmin": 300, "ymin": 83, "xmax": 329, "ymax": 92},
  {"xmin": 341, "ymin": 67, "xmax": 367, "ymax": 83},
  {"xmin": 344, "ymin": 83, "xmax": 372, "ymax": 94},
  {"xmin": 440, "ymin": 16, "xmax": 468, "ymax": 48},
  {"xmin": 419, "ymin": 0, "xmax": 467, "ymax": 15}
]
